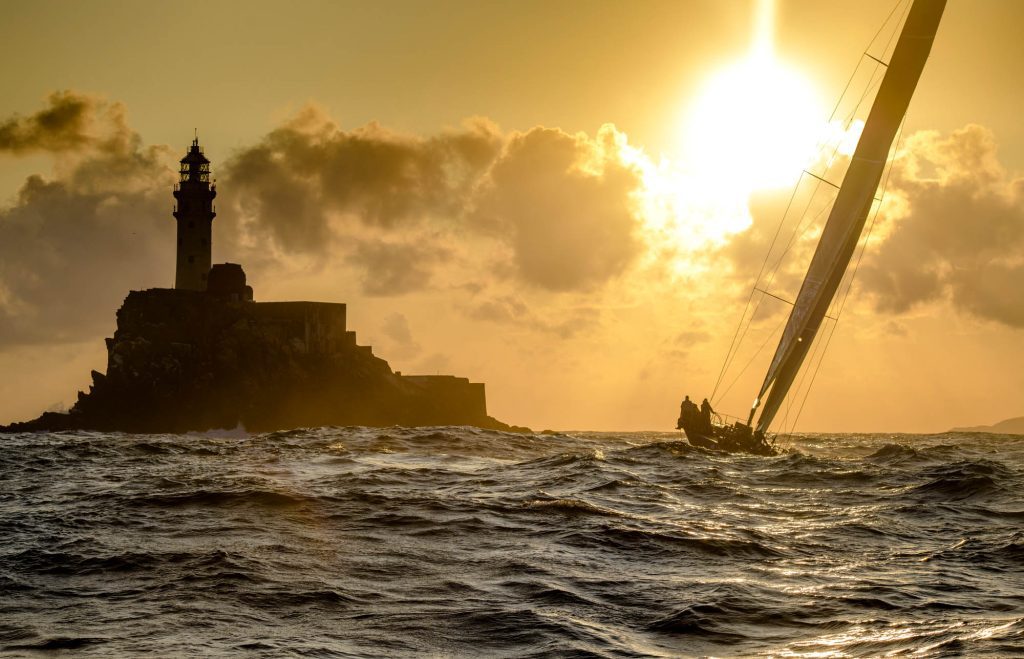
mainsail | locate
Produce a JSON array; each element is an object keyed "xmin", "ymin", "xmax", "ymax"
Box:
[{"xmin": 750, "ymin": 0, "xmax": 946, "ymax": 433}]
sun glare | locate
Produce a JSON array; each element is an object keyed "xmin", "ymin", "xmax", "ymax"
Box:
[
  {"xmin": 681, "ymin": 0, "xmax": 825, "ymax": 193},
  {"xmin": 628, "ymin": 0, "xmax": 831, "ymax": 274},
  {"xmin": 684, "ymin": 58, "xmax": 824, "ymax": 192}
]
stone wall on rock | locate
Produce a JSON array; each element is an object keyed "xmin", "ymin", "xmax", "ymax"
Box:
[
  {"xmin": 403, "ymin": 375, "xmax": 488, "ymax": 420},
  {"xmin": 248, "ymin": 301, "xmax": 349, "ymax": 355},
  {"xmin": 2, "ymin": 288, "xmax": 517, "ymax": 434}
]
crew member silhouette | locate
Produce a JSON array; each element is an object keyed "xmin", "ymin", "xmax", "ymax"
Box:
[
  {"xmin": 677, "ymin": 395, "xmax": 699, "ymax": 430},
  {"xmin": 700, "ymin": 398, "xmax": 714, "ymax": 432}
]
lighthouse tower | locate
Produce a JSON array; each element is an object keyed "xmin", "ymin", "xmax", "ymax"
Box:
[{"xmin": 172, "ymin": 137, "xmax": 217, "ymax": 290}]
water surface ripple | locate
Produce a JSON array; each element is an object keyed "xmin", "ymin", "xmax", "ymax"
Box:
[{"xmin": 1, "ymin": 428, "xmax": 1022, "ymax": 656}]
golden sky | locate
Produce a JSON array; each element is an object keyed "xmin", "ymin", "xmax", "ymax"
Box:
[{"xmin": 1, "ymin": 0, "xmax": 1023, "ymax": 432}]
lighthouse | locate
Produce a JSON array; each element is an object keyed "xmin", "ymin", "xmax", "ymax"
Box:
[{"xmin": 172, "ymin": 137, "xmax": 216, "ymax": 290}]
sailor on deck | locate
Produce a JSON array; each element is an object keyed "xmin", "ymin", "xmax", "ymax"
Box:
[
  {"xmin": 700, "ymin": 398, "xmax": 714, "ymax": 432},
  {"xmin": 677, "ymin": 395, "xmax": 699, "ymax": 430}
]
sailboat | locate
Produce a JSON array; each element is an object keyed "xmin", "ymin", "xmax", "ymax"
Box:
[{"xmin": 678, "ymin": 0, "xmax": 946, "ymax": 455}]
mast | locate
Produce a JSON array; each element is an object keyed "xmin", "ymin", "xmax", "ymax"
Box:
[{"xmin": 749, "ymin": 0, "xmax": 946, "ymax": 433}]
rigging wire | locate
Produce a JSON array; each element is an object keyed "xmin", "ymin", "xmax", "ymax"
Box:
[
  {"xmin": 708, "ymin": 6, "xmax": 898, "ymax": 404},
  {"xmin": 709, "ymin": 0, "xmax": 914, "ymax": 428},
  {"xmin": 764, "ymin": 0, "xmax": 909, "ymax": 300},
  {"xmin": 711, "ymin": 85, "xmax": 863, "ymax": 404},
  {"xmin": 776, "ymin": 4, "xmax": 912, "ymax": 437},
  {"xmin": 712, "ymin": 187, "xmax": 837, "ymax": 403},
  {"xmin": 710, "ymin": 175, "xmax": 805, "ymax": 402},
  {"xmin": 716, "ymin": 316, "xmax": 788, "ymax": 403},
  {"xmin": 782, "ymin": 114, "xmax": 908, "ymax": 439},
  {"xmin": 712, "ymin": 57, "xmax": 883, "ymax": 409},
  {"xmin": 777, "ymin": 1, "xmax": 913, "ymax": 438}
]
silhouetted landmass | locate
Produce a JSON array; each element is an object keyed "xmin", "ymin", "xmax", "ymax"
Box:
[
  {"xmin": 950, "ymin": 417, "xmax": 1024, "ymax": 435},
  {"xmin": 2, "ymin": 289, "xmax": 524, "ymax": 434},
  {"xmin": 2, "ymin": 137, "xmax": 525, "ymax": 435}
]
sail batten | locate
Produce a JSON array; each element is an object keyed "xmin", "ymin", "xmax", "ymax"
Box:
[{"xmin": 751, "ymin": 0, "xmax": 946, "ymax": 433}]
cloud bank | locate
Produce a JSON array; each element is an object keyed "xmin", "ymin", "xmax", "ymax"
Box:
[
  {"xmin": 0, "ymin": 92, "xmax": 174, "ymax": 348},
  {"xmin": 1, "ymin": 92, "xmax": 1022, "ymax": 359},
  {"xmin": 219, "ymin": 107, "xmax": 645, "ymax": 294},
  {"xmin": 859, "ymin": 125, "xmax": 1024, "ymax": 327}
]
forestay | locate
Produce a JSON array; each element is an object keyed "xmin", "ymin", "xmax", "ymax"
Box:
[{"xmin": 750, "ymin": 0, "xmax": 947, "ymax": 433}]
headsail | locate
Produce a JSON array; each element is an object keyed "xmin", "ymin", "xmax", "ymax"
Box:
[{"xmin": 750, "ymin": 0, "xmax": 946, "ymax": 433}]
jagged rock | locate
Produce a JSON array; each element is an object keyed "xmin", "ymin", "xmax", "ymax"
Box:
[{"xmin": 3, "ymin": 289, "xmax": 525, "ymax": 434}]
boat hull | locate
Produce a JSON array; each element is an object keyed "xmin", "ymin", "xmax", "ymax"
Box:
[{"xmin": 680, "ymin": 421, "xmax": 777, "ymax": 456}]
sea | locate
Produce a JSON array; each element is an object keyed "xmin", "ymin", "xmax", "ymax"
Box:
[{"xmin": 1, "ymin": 427, "xmax": 1022, "ymax": 657}]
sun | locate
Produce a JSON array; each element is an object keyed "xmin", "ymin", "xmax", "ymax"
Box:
[
  {"xmin": 680, "ymin": 0, "xmax": 825, "ymax": 193},
  {"xmin": 683, "ymin": 56, "xmax": 824, "ymax": 193},
  {"xmin": 627, "ymin": 0, "xmax": 835, "ymax": 270}
]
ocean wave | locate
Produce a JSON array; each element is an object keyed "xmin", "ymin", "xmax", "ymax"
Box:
[
  {"xmin": 866, "ymin": 442, "xmax": 963, "ymax": 461},
  {"xmin": 646, "ymin": 585, "xmax": 815, "ymax": 638},
  {"xmin": 924, "ymin": 534, "xmax": 1024, "ymax": 567},
  {"xmin": 2, "ymin": 429, "xmax": 1023, "ymax": 656},
  {"xmin": 647, "ymin": 606, "xmax": 749, "ymax": 638},
  {"xmin": 561, "ymin": 524, "xmax": 784, "ymax": 560},
  {"xmin": 909, "ymin": 474, "xmax": 1001, "ymax": 500},
  {"xmin": 523, "ymin": 497, "xmax": 622, "ymax": 518},
  {"xmin": 868, "ymin": 443, "xmax": 924, "ymax": 461},
  {"xmin": 127, "ymin": 488, "xmax": 311, "ymax": 508},
  {"xmin": 0, "ymin": 547, "xmax": 256, "ymax": 578},
  {"xmin": 3, "ymin": 636, "xmax": 110, "ymax": 651}
]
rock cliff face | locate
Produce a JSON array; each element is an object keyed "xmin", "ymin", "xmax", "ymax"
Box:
[{"xmin": 4, "ymin": 289, "xmax": 521, "ymax": 433}]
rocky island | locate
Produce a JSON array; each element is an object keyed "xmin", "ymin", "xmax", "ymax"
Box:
[{"xmin": 2, "ymin": 138, "xmax": 521, "ymax": 434}]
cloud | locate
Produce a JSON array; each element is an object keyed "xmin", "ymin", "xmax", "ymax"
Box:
[
  {"xmin": 0, "ymin": 173, "xmax": 173, "ymax": 348},
  {"xmin": 716, "ymin": 125, "xmax": 1024, "ymax": 331},
  {"xmin": 219, "ymin": 107, "xmax": 501, "ymax": 256},
  {"xmin": 882, "ymin": 320, "xmax": 909, "ymax": 338},
  {"xmin": 414, "ymin": 352, "xmax": 452, "ymax": 375},
  {"xmin": 220, "ymin": 106, "xmax": 646, "ymax": 293},
  {"xmin": 466, "ymin": 294, "xmax": 530, "ymax": 324},
  {"xmin": 463, "ymin": 292, "xmax": 601, "ymax": 339},
  {"xmin": 472, "ymin": 126, "xmax": 644, "ymax": 291},
  {"xmin": 0, "ymin": 91, "xmax": 96, "ymax": 154},
  {"xmin": 349, "ymin": 237, "xmax": 451, "ymax": 296},
  {"xmin": 0, "ymin": 91, "xmax": 150, "ymax": 162},
  {"xmin": 858, "ymin": 125, "xmax": 1024, "ymax": 327},
  {"xmin": 0, "ymin": 93, "xmax": 657, "ymax": 355},
  {"xmin": 379, "ymin": 312, "xmax": 421, "ymax": 360},
  {"xmin": 0, "ymin": 94, "xmax": 175, "ymax": 349}
]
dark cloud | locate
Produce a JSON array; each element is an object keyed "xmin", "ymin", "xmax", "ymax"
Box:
[
  {"xmin": 379, "ymin": 312, "xmax": 421, "ymax": 359},
  {"xmin": 464, "ymin": 292, "xmax": 601, "ymax": 338},
  {"xmin": 858, "ymin": 125, "xmax": 1024, "ymax": 327},
  {"xmin": 473, "ymin": 126, "xmax": 644, "ymax": 291},
  {"xmin": 220, "ymin": 107, "xmax": 645, "ymax": 293},
  {"xmin": 0, "ymin": 93, "xmax": 652, "ymax": 356},
  {"xmin": 0, "ymin": 175, "xmax": 173, "ymax": 349},
  {"xmin": 220, "ymin": 108, "xmax": 501, "ymax": 255},
  {"xmin": 0, "ymin": 91, "xmax": 96, "ymax": 154},
  {"xmin": 0, "ymin": 94, "xmax": 175, "ymax": 349},
  {"xmin": 0, "ymin": 91, "xmax": 146, "ymax": 161},
  {"xmin": 348, "ymin": 238, "xmax": 451, "ymax": 296}
]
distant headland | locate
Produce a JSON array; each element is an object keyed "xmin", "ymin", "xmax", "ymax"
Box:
[
  {"xmin": 949, "ymin": 416, "xmax": 1024, "ymax": 435},
  {"xmin": 2, "ymin": 138, "xmax": 524, "ymax": 434}
]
